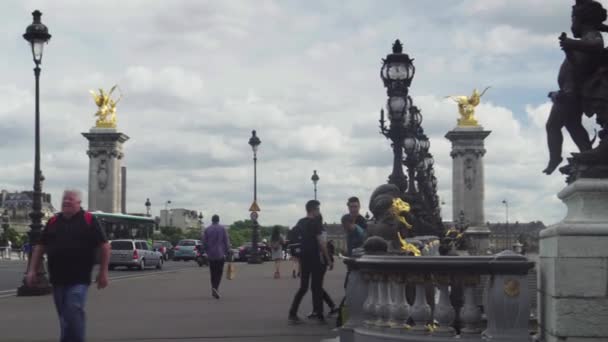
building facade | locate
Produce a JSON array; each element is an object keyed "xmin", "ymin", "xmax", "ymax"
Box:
[
  {"xmin": 0, "ymin": 189, "xmax": 56, "ymax": 233},
  {"xmin": 159, "ymin": 208, "xmax": 201, "ymax": 231}
]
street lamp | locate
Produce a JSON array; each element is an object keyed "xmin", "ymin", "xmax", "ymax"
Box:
[
  {"xmin": 502, "ymin": 199, "xmax": 509, "ymax": 250},
  {"xmin": 311, "ymin": 170, "xmax": 319, "ymax": 200},
  {"xmin": 18, "ymin": 10, "xmax": 52, "ymax": 297},
  {"xmin": 378, "ymin": 40, "xmax": 444, "ymax": 237},
  {"xmin": 248, "ymin": 130, "xmax": 262, "ymax": 264},
  {"xmin": 145, "ymin": 198, "xmax": 151, "ymax": 217}
]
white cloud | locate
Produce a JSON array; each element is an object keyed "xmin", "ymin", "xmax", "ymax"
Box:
[{"xmin": 1, "ymin": 0, "xmax": 593, "ymax": 228}]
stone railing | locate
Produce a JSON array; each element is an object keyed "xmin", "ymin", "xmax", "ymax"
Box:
[{"xmin": 340, "ymin": 250, "xmax": 534, "ymax": 342}]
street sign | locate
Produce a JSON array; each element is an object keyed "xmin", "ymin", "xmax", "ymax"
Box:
[
  {"xmin": 249, "ymin": 201, "xmax": 260, "ymax": 212},
  {"xmin": 250, "ymin": 211, "xmax": 259, "ymax": 221}
]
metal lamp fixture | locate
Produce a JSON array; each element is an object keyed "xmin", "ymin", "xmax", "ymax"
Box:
[
  {"xmin": 378, "ymin": 39, "xmax": 444, "ymax": 238},
  {"xmin": 18, "ymin": 10, "xmax": 53, "ymax": 297}
]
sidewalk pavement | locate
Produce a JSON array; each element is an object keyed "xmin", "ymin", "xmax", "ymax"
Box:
[
  {"xmin": 0, "ymin": 260, "xmax": 346, "ymax": 342},
  {"xmin": 0, "ymin": 250, "xmax": 24, "ymax": 261}
]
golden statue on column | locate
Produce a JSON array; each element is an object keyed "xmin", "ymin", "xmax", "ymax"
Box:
[
  {"xmin": 90, "ymin": 85, "xmax": 121, "ymax": 128},
  {"xmin": 446, "ymin": 87, "xmax": 490, "ymax": 127}
]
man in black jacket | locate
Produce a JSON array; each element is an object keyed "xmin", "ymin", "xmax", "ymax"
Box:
[
  {"xmin": 27, "ymin": 189, "xmax": 110, "ymax": 342},
  {"xmin": 288, "ymin": 200, "xmax": 333, "ymax": 325}
]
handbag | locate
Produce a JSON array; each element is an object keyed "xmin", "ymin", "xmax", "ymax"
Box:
[{"xmin": 226, "ymin": 262, "xmax": 236, "ymax": 280}]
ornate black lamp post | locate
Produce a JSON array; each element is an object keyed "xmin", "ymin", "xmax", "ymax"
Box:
[
  {"xmin": 145, "ymin": 198, "xmax": 151, "ymax": 217},
  {"xmin": 379, "ymin": 40, "xmax": 443, "ymax": 238},
  {"xmin": 248, "ymin": 130, "xmax": 262, "ymax": 264},
  {"xmin": 311, "ymin": 170, "xmax": 319, "ymax": 200},
  {"xmin": 18, "ymin": 10, "xmax": 52, "ymax": 296}
]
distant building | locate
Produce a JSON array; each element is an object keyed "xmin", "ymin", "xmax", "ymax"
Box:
[
  {"xmin": 488, "ymin": 221, "xmax": 545, "ymax": 253},
  {"xmin": 159, "ymin": 208, "xmax": 201, "ymax": 231},
  {"xmin": 0, "ymin": 189, "xmax": 56, "ymax": 233}
]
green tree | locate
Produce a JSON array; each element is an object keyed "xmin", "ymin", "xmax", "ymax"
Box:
[{"xmin": 184, "ymin": 228, "xmax": 201, "ymax": 240}]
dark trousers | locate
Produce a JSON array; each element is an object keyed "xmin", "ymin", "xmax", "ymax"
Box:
[
  {"xmin": 209, "ymin": 259, "xmax": 225, "ymax": 290},
  {"xmin": 289, "ymin": 260, "xmax": 323, "ymax": 317},
  {"xmin": 320, "ymin": 267, "xmax": 335, "ymax": 310}
]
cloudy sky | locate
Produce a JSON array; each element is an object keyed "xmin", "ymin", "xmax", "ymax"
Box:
[{"xmin": 1, "ymin": 0, "xmax": 604, "ymax": 227}]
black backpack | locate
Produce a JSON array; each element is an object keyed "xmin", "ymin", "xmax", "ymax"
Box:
[{"xmin": 287, "ymin": 224, "xmax": 303, "ymax": 257}]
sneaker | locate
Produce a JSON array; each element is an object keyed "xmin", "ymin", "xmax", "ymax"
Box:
[
  {"xmin": 328, "ymin": 307, "xmax": 339, "ymax": 316},
  {"xmin": 307, "ymin": 312, "xmax": 318, "ymax": 319},
  {"xmin": 212, "ymin": 288, "xmax": 220, "ymax": 299},
  {"xmin": 312, "ymin": 315, "xmax": 327, "ymax": 325},
  {"xmin": 288, "ymin": 314, "xmax": 303, "ymax": 325}
]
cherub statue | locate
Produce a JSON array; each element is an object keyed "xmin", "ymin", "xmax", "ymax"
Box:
[
  {"xmin": 445, "ymin": 87, "xmax": 491, "ymax": 127},
  {"xmin": 90, "ymin": 85, "xmax": 121, "ymax": 128},
  {"xmin": 543, "ymin": 0, "xmax": 608, "ymax": 175}
]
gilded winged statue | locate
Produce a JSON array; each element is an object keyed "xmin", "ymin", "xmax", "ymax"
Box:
[
  {"xmin": 445, "ymin": 87, "xmax": 490, "ymax": 127},
  {"xmin": 90, "ymin": 85, "xmax": 121, "ymax": 128}
]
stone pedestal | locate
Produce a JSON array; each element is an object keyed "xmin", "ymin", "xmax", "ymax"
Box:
[
  {"xmin": 539, "ymin": 178, "xmax": 608, "ymax": 342},
  {"xmin": 446, "ymin": 126, "xmax": 491, "ymax": 255},
  {"xmin": 82, "ymin": 128, "xmax": 129, "ymax": 213}
]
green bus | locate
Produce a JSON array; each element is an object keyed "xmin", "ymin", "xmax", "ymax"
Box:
[{"xmin": 91, "ymin": 212, "xmax": 157, "ymax": 240}]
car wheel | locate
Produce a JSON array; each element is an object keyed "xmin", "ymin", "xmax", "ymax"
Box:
[
  {"xmin": 173, "ymin": 257, "xmax": 180, "ymax": 262},
  {"xmin": 138, "ymin": 259, "xmax": 145, "ymax": 271},
  {"xmin": 108, "ymin": 265, "xmax": 115, "ymax": 271},
  {"xmin": 156, "ymin": 258, "xmax": 163, "ymax": 270}
]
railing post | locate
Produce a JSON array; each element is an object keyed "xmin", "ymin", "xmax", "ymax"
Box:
[
  {"xmin": 460, "ymin": 274, "xmax": 483, "ymax": 336},
  {"xmin": 433, "ymin": 274, "xmax": 456, "ymax": 336},
  {"xmin": 374, "ymin": 274, "xmax": 391, "ymax": 328},
  {"xmin": 409, "ymin": 274, "xmax": 432, "ymax": 334},
  {"xmin": 388, "ymin": 274, "xmax": 410, "ymax": 331},
  {"xmin": 363, "ymin": 273, "xmax": 378, "ymax": 327}
]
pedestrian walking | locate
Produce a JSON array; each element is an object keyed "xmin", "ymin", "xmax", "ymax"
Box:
[
  {"xmin": 22, "ymin": 241, "xmax": 31, "ymax": 261},
  {"xmin": 346, "ymin": 196, "xmax": 368, "ymax": 230},
  {"xmin": 309, "ymin": 226, "xmax": 338, "ymax": 319},
  {"xmin": 27, "ymin": 189, "xmax": 110, "ymax": 342},
  {"xmin": 336, "ymin": 211, "xmax": 368, "ymax": 327},
  {"xmin": 287, "ymin": 225, "xmax": 302, "ymax": 279},
  {"xmin": 270, "ymin": 226, "xmax": 284, "ymax": 279},
  {"xmin": 6, "ymin": 240, "xmax": 12, "ymax": 260},
  {"xmin": 202, "ymin": 214, "xmax": 230, "ymax": 299},
  {"xmin": 288, "ymin": 200, "xmax": 333, "ymax": 325}
]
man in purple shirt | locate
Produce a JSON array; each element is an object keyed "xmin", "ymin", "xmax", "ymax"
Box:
[{"xmin": 202, "ymin": 214, "xmax": 230, "ymax": 299}]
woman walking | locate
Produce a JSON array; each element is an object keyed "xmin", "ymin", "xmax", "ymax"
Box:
[{"xmin": 270, "ymin": 227, "xmax": 284, "ymax": 279}]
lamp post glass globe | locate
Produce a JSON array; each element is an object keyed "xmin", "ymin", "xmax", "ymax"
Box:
[
  {"xmin": 249, "ymin": 130, "xmax": 261, "ymax": 153},
  {"xmin": 23, "ymin": 10, "xmax": 51, "ymax": 64}
]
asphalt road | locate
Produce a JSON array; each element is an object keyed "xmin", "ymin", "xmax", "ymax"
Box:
[
  {"xmin": 0, "ymin": 260, "xmax": 345, "ymax": 341},
  {"xmin": 0, "ymin": 259, "xmax": 210, "ymax": 296}
]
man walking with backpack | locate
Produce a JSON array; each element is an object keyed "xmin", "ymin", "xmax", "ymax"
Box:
[
  {"xmin": 27, "ymin": 189, "xmax": 110, "ymax": 342},
  {"xmin": 288, "ymin": 200, "xmax": 333, "ymax": 325}
]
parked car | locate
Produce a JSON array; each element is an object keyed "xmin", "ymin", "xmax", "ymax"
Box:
[
  {"xmin": 236, "ymin": 242, "xmax": 271, "ymax": 262},
  {"xmin": 152, "ymin": 240, "xmax": 173, "ymax": 261},
  {"xmin": 173, "ymin": 239, "xmax": 202, "ymax": 261},
  {"xmin": 109, "ymin": 239, "xmax": 163, "ymax": 271}
]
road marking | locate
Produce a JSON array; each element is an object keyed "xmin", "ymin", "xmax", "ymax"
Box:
[{"xmin": 0, "ymin": 267, "xmax": 191, "ymax": 299}]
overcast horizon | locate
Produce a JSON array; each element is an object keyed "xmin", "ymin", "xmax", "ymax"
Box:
[{"xmin": 2, "ymin": 0, "xmax": 604, "ymax": 227}]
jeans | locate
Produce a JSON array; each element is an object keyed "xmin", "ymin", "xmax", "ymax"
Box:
[
  {"xmin": 209, "ymin": 259, "xmax": 225, "ymax": 290},
  {"xmin": 52, "ymin": 284, "xmax": 89, "ymax": 342},
  {"xmin": 289, "ymin": 261, "xmax": 324, "ymax": 317}
]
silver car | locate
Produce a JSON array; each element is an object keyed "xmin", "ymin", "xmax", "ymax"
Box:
[{"xmin": 109, "ymin": 239, "xmax": 163, "ymax": 271}]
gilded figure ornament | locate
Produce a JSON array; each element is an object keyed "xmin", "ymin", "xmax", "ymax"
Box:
[
  {"xmin": 504, "ymin": 278, "xmax": 520, "ymax": 297},
  {"xmin": 445, "ymin": 87, "xmax": 491, "ymax": 127},
  {"xmin": 90, "ymin": 85, "xmax": 121, "ymax": 128}
]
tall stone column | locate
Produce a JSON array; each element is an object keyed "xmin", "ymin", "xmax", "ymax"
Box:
[
  {"xmin": 82, "ymin": 128, "xmax": 129, "ymax": 213},
  {"xmin": 539, "ymin": 179, "xmax": 608, "ymax": 342},
  {"xmin": 445, "ymin": 126, "xmax": 491, "ymax": 254}
]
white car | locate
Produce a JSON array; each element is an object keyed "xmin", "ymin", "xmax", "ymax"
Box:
[{"xmin": 109, "ymin": 239, "xmax": 163, "ymax": 271}]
